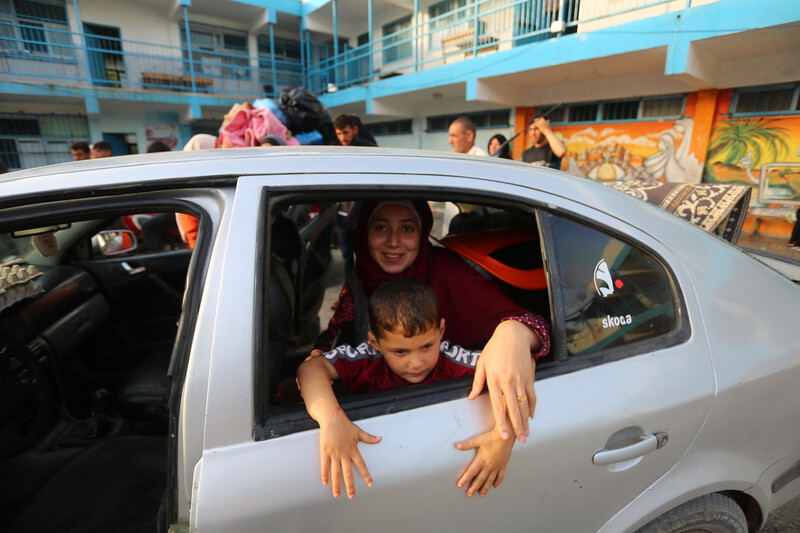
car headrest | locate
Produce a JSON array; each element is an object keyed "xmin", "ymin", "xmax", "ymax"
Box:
[{"xmin": 434, "ymin": 227, "xmax": 547, "ymax": 290}]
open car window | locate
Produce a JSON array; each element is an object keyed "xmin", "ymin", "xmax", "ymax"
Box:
[{"xmin": 255, "ymin": 191, "xmax": 687, "ymax": 439}]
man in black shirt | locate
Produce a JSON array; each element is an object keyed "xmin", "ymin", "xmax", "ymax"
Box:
[{"xmin": 521, "ymin": 111, "xmax": 566, "ymax": 169}]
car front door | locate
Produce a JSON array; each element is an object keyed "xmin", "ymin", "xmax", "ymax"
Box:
[{"xmin": 186, "ymin": 174, "xmax": 715, "ymax": 532}]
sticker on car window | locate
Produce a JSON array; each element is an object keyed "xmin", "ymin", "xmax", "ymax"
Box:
[
  {"xmin": 594, "ymin": 258, "xmax": 623, "ymax": 297},
  {"xmin": 602, "ymin": 314, "xmax": 633, "ymax": 329}
]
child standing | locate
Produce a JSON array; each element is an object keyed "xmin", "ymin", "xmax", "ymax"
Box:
[{"xmin": 297, "ymin": 278, "xmax": 520, "ymax": 500}]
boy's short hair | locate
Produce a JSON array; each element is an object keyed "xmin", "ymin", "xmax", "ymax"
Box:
[
  {"xmin": 92, "ymin": 140, "xmax": 112, "ymax": 152},
  {"xmin": 70, "ymin": 141, "xmax": 89, "ymax": 153},
  {"xmin": 369, "ymin": 278, "xmax": 441, "ymax": 338}
]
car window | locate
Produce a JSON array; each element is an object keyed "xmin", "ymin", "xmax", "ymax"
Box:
[
  {"xmin": 90, "ymin": 213, "xmax": 190, "ymax": 259},
  {"xmin": 257, "ymin": 194, "xmax": 551, "ymax": 436},
  {"xmin": 545, "ymin": 212, "xmax": 678, "ymax": 357}
]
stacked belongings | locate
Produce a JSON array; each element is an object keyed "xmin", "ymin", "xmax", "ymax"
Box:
[{"xmin": 217, "ymin": 87, "xmax": 335, "ymax": 147}]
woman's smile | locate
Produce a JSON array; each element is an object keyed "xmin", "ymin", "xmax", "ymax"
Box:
[{"xmin": 367, "ymin": 204, "xmax": 421, "ymax": 274}]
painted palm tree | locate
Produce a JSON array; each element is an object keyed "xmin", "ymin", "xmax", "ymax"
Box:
[{"xmin": 706, "ymin": 117, "xmax": 791, "ymax": 168}]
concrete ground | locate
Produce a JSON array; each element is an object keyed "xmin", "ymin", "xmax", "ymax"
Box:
[{"xmin": 738, "ymin": 232, "xmax": 800, "ymax": 260}]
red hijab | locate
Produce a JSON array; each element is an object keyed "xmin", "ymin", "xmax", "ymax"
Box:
[{"xmin": 354, "ymin": 200, "xmax": 434, "ymax": 296}]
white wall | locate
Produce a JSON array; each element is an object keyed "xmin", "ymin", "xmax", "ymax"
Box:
[
  {"xmin": 90, "ymin": 108, "xmax": 187, "ymax": 153},
  {"xmin": 78, "ymin": 0, "xmax": 182, "ymax": 47},
  {"xmin": 369, "ymin": 116, "xmax": 515, "ymax": 155}
]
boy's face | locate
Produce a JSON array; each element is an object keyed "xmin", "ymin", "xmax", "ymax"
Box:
[{"xmin": 368, "ymin": 319, "xmax": 445, "ymax": 384}]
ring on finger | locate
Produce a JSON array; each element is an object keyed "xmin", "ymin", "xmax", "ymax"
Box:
[{"xmin": 516, "ymin": 394, "xmax": 528, "ymax": 403}]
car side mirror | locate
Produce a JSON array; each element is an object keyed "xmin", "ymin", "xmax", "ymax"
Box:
[{"xmin": 92, "ymin": 230, "xmax": 138, "ymax": 256}]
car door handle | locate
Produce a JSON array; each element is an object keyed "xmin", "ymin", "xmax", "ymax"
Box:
[
  {"xmin": 121, "ymin": 261, "xmax": 146, "ymax": 276},
  {"xmin": 592, "ymin": 431, "xmax": 669, "ymax": 465}
]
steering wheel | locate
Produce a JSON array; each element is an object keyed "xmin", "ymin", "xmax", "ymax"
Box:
[{"xmin": 0, "ymin": 337, "xmax": 52, "ymax": 460}]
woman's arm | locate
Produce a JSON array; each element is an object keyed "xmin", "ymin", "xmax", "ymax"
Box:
[{"xmin": 468, "ymin": 314, "xmax": 550, "ymax": 443}]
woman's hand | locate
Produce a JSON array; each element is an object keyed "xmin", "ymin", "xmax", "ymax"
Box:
[
  {"xmin": 318, "ymin": 408, "xmax": 382, "ymax": 499},
  {"xmin": 468, "ymin": 320, "xmax": 538, "ymax": 443}
]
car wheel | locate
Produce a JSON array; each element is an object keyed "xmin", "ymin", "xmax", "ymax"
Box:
[{"xmin": 636, "ymin": 493, "xmax": 748, "ymax": 533}]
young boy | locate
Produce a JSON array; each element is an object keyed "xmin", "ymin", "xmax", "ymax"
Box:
[{"xmin": 297, "ymin": 278, "xmax": 516, "ymax": 500}]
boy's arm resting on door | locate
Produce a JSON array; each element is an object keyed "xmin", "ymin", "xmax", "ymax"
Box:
[{"xmin": 297, "ymin": 356, "xmax": 381, "ymax": 499}]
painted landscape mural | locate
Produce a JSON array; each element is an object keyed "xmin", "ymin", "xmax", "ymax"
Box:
[
  {"xmin": 554, "ymin": 117, "xmax": 703, "ymax": 184},
  {"xmin": 518, "ymin": 87, "xmax": 800, "ymax": 237},
  {"xmin": 704, "ymin": 115, "xmax": 800, "ymax": 205}
]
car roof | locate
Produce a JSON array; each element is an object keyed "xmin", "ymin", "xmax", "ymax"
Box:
[{"xmin": 0, "ymin": 146, "xmax": 714, "ymax": 247}]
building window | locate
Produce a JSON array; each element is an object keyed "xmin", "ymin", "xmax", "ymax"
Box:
[
  {"xmin": 567, "ymin": 103, "xmax": 599, "ymax": 123},
  {"xmin": 733, "ymin": 85, "xmax": 799, "ymax": 115},
  {"xmin": 370, "ymin": 120, "xmax": 413, "ymax": 136},
  {"xmin": 0, "ymin": 0, "xmax": 74, "ymax": 61},
  {"xmin": 0, "ymin": 112, "xmax": 89, "ymax": 170},
  {"xmin": 180, "ymin": 21, "xmax": 249, "ymax": 80},
  {"xmin": 256, "ymin": 36, "xmax": 303, "ymax": 94},
  {"xmin": 641, "ymin": 96, "xmax": 684, "ymax": 119},
  {"xmin": 541, "ymin": 96, "xmax": 685, "ymax": 124},
  {"xmin": 602, "ymin": 100, "xmax": 639, "ymax": 121},
  {"xmin": 382, "ymin": 15, "xmax": 412, "ymax": 64},
  {"xmin": 426, "ymin": 109, "xmax": 510, "ymax": 132}
]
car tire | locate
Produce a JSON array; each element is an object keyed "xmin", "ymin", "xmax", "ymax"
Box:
[{"xmin": 636, "ymin": 493, "xmax": 748, "ymax": 533}]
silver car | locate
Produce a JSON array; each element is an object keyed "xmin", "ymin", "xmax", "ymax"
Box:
[{"xmin": 1, "ymin": 148, "xmax": 798, "ymax": 532}]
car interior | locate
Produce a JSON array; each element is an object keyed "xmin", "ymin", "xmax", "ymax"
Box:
[{"xmin": 0, "ymin": 211, "xmax": 193, "ymax": 532}]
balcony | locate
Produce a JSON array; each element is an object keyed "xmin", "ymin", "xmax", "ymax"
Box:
[
  {"xmin": 0, "ymin": 0, "xmax": 716, "ymax": 101},
  {"xmin": 0, "ymin": 20, "xmax": 303, "ymax": 100},
  {"xmin": 305, "ymin": 0, "xmax": 701, "ymax": 94}
]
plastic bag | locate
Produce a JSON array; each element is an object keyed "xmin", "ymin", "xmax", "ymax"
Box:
[{"xmin": 278, "ymin": 87, "xmax": 333, "ymax": 140}]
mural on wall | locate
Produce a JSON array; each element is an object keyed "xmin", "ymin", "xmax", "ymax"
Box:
[
  {"xmin": 703, "ymin": 116, "xmax": 800, "ymax": 204},
  {"xmin": 555, "ymin": 118, "xmax": 703, "ymax": 183}
]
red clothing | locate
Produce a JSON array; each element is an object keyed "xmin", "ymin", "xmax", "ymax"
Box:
[
  {"xmin": 326, "ymin": 340, "xmax": 480, "ymax": 393},
  {"xmin": 175, "ymin": 213, "xmax": 199, "ymax": 249},
  {"xmin": 315, "ymin": 200, "xmax": 551, "ymax": 356}
]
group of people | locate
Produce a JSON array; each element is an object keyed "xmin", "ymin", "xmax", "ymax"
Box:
[
  {"xmin": 447, "ymin": 112, "xmax": 567, "ymax": 169},
  {"xmin": 70, "ymin": 139, "xmax": 172, "ymax": 161},
  {"xmin": 298, "ymin": 196, "xmax": 551, "ymax": 500},
  {"xmin": 70, "ymin": 140, "xmax": 112, "ymax": 160}
]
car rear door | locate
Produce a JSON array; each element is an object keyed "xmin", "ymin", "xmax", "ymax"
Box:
[{"xmin": 187, "ymin": 173, "xmax": 715, "ymax": 532}]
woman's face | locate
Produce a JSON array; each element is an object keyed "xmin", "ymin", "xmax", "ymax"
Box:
[
  {"xmin": 367, "ymin": 204, "xmax": 421, "ymax": 274},
  {"xmin": 488, "ymin": 137, "xmax": 502, "ymax": 155}
]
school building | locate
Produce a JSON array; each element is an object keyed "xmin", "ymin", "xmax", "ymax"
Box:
[{"xmin": 1, "ymin": 0, "xmax": 799, "ymax": 235}]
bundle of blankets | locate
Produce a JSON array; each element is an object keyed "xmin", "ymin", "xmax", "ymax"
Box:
[{"xmin": 217, "ymin": 87, "xmax": 334, "ymax": 148}]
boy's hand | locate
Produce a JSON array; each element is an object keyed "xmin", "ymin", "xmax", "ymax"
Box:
[
  {"xmin": 319, "ymin": 408, "xmax": 382, "ymax": 499},
  {"xmin": 455, "ymin": 428, "xmax": 515, "ymax": 498}
]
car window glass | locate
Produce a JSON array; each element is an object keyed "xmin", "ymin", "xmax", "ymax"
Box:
[
  {"xmin": 90, "ymin": 213, "xmax": 189, "ymax": 259},
  {"xmin": 546, "ymin": 212, "xmax": 677, "ymax": 357}
]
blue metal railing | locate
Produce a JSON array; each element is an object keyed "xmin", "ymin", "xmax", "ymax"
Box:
[
  {"xmin": 0, "ymin": 0, "xmax": 682, "ymax": 100},
  {"xmin": 306, "ymin": 0, "xmax": 676, "ymax": 94},
  {"xmin": 0, "ymin": 20, "xmax": 302, "ymax": 99}
]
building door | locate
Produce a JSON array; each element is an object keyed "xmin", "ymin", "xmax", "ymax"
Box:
[
  {"xmin": 103, "ymin": 133, "xmax": 138, "ymax": 156},
  {"xmin": 84, "ymin": 23, "xmax": 125, "ymax": 88}
]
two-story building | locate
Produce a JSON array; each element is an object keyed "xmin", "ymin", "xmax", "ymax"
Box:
[{"xmin": 2, "ymin": 0, "xmax": 799, "ymax": 238}]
